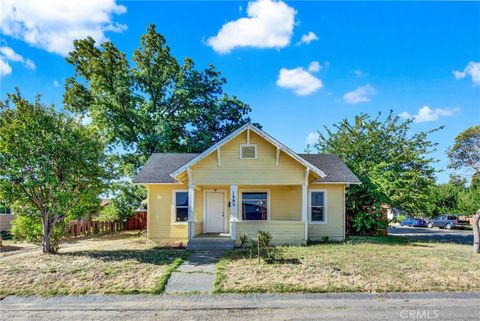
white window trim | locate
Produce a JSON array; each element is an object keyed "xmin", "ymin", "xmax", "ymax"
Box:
[
  {"xmin": 171, "ymin": 189, "xmax": 188, "ymax": 225},
  {"xmin": 238, "ymin": 189, "xmax": 271, "ymax": 221},
  {"xmin": 202, "ymin": 189, "xmax": 228, "ymax": 234},
  {"xmin": 239, "ymin": 144, "xmax": 257, "ymax": 159},
  {"xmin": 308, "ymin": 189, "xmax": 328, "ymax": 224}
]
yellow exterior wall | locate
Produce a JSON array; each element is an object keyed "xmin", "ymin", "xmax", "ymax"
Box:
[
  {"xmin": 308, "ymin": 184, "xmax": 345, "ymax": 241},
  {"xmin": 191, "ymin": 131, "xmax": 306, "ymax": 185},
  {"xmin": 236, "ymin": 221, "xmax": 305, "ymax": 245},
  {"xmin": 147, "ymin": 184, "xmax": 205, "ymax": 243}
]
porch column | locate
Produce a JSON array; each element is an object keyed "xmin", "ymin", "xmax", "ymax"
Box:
[
  {"xmin": 187, "ymin": 168, "xmax": 195, "ymax": 239},
  {"xmin": 302, "ymin": 168, "xmax": 310, "ymax": 241},
  {"xmin": 230, "ymin": 184, "xmax": 238, "ymax": 241},
  {"xmin": 188, "ymin": 183, "xmax": 195, "ymax": 239}
]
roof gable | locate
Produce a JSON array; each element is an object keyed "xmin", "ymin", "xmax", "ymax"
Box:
[{"xmin": 170, "ymin": 123, "xmax": 326, "ymax": 179}]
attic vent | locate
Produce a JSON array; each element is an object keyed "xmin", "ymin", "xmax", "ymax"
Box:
[{"xmin": 240, "ymin": 144, "xmax": 257, "ymax": 159}]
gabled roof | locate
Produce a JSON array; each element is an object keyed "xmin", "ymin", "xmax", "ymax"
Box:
[
  {"xmin": 298, "ymin": 154, "xmax": 361, "ymax": 184},
  {"xmin": 132, "ymin": 153, "xmax": 199, "ymax": 184},
  {"xmin": 170, "ymin": 123, "xmax": 326, "ymax": 179},
  {"xmin": 133, "ymin": 152, "xmax": 361, "ymax": 184}
]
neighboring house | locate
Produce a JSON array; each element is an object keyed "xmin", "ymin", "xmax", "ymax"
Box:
[
  {"xmin": 0, "ymin": 202, "xmax": 14, "ymax": 233},
  {"xmin": 133, "ymin": 123, "xmax": 360, "ymax": 249}
]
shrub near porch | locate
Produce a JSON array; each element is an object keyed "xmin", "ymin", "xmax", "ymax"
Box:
[{"xmin": 214, "ymin": 237, "xmax": 480, "ymax": 293}]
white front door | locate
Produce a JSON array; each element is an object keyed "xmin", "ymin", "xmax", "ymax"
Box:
[{"xmin": 205, "ymin": 191, "xmax": 225, "ymax": 233}]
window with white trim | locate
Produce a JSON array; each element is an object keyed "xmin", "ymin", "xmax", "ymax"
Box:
[
  {"xmin": 310, "ymin": 191, "xmax": 326, "ymax": 222},
  {"xmin": 174, "ymin": 191, "xmax": 188, "ymax": 222},
  {"xmin": 241, "ymin": 192, "xmax": 268, "ymax": 220},
  {"xmin": 240, "ymin": 144, "xmax": 257, "ymax": 159}
]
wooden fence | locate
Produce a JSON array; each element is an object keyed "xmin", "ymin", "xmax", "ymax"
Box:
[
  {"xmin": 66, "ymin": 220, "xmax": 126, "ymax": 237},
  {"xmin": 66, "ymin": 211, "xmax": 147, "ymax": 238},
  {"xmin": 127, "ymin": 211, "xmax": 147, "ymax": 230}
]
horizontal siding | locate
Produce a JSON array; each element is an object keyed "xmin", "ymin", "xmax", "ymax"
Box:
[
  {"xmin": 308, "ymin": 184, "xmax": 345, "ymax": 241},
  {"xmin": 147, "ymin": 184, "xmax": 187, "ymax": 242},
  {"xmin": 191, "ymin": 131, "xmax": 306, "ymax": 185},
  {"xmin": 236, "ymin": 221, "xmax": 305, "ymax": 245}
]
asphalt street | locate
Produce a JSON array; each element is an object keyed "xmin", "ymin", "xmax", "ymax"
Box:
[
  {"xmin": 1, "ymin": 292, "xmax": 479, "ymax": 321},
  {"xmin": 389, "ymin": 226, "xmax": 474, "ymax": 244}
]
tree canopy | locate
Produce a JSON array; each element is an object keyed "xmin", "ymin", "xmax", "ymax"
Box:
[
  {"xmin": 311, "ymin": 111, "xmax": 440, "ymax": 218},
  {"xmin": 448, "ymin": 125, "xmax": 480, "ymax": 181},
  {"xmin": 0, "ymin": 90, "xmax": 109, "ymax": 253},
  {"xmin": 64, "ymin": 24, "xmax": 255, "ymax": 177}
]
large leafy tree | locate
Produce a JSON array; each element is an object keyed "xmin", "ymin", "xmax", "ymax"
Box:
[
  {"xmin": 64, "ymin": 24, "xmax": 254, "ymax": 177},
  {"xmin": 448, "ymin": 125, "xmax": 480, "ymax": 182},
  {"xmin": 0, "ymin": 91, "xmax": 109, "ymax": 253},
  {"xmin": 311, "ymin": 112, "xmax": 439, "ymax": 220}
]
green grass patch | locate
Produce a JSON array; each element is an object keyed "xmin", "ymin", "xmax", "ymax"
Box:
[{"xmin": 215, "ymin": 236, "xmax": 480, "ymax": 294}]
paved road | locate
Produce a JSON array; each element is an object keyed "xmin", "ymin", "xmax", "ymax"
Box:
[
  {"xmin": 389, "ymin": 226, "xmax": 474, "ymax": 244},
  {"xmin": 1, "ymin": 292, "xmax": 479, "ymax": 321}
]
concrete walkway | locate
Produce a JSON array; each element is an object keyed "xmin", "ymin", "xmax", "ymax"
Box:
[
  {"xmin": 164, "ymin": 250, "xmax": 224, "ymax": 294},
  {"xmin": 2, "ymin": 292, "xmax": 479, "ymax": 321}
]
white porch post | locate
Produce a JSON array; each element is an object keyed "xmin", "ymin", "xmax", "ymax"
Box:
[
  {"xmin": 230, "ymin": 184, "xmax": 238, "ymax": 241},
  {"xmin": 187, "ymin": 168, "xmax": 195, "ymax": 239},
  {"xmin": 302, "ymin": 168, "xmax": 310, "ymax": 241}
]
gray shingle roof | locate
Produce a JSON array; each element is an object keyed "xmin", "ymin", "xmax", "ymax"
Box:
[
  {"xmin": 297, "ymin": 154, "xmax": 361, "ymax": 184},
  {"xmin": 133, "ymin": 152, "xmax": 360, "ymax": 184},
  {"xmin": 132, "ymin": 153, "xmax": 199, "ymax": 184}
]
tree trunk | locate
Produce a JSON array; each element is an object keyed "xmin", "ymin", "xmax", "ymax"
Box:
[
  {"xmin": 473, "ymin": 213, "xmax": 480, "ymax": 254},
  {"xmin": 42, "ymin": 214, "xmax": 53, "ymax": 254}
]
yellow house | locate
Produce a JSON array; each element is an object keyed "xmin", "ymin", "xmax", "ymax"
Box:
[{"xmin": 133, "ymin": 123, "xmax": 360, "ymax": 249}]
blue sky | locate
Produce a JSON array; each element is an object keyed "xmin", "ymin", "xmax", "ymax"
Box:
[{"xmin": 1, "ymin": 1, "xmax": 479, "ymax": 183}]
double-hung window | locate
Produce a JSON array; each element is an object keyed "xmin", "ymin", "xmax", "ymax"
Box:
[
  {"xmin": 173, "ymin": 191, "xmax": 188, "ymax": 223},
  {"xmin": 241, "ymin": 192, "xmax": 268, "ymax": 220},
  {"xmin": 309, "ymin": 190, "xmax": 326, "ymax": 223}
]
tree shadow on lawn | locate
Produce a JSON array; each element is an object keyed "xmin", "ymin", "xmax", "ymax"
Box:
[{"xmin": 58, "ymin": 247, "xmax": 188, "ymax": 266}]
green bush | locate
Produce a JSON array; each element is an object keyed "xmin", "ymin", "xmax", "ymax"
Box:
[
  {"xmin": 11, "ymin": 204, "xmax": 66, "ymax": 251},
  {"xmin": 351, "ymin": 207, "xmax": 388, "ymax": 236},
  {"xmin": 395, "ymin": 214, "xmax": 406, "ymax": 223},
  {"xmin": 11, "ymin": 207, "xmax": 43, "ymax": 242}
]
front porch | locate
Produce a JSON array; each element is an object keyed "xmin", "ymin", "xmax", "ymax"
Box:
[{"xmin": 185, "ymin": 182, "xmax": 310, "ymax": 247}]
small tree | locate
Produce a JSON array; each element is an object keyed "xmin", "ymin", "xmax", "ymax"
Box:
[{"xmin": 0, "ymin": 91, "xmax": 109, "ymax": 253}]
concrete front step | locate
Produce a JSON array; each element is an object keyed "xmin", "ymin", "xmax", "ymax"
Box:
[{"xmin": 187, "ymin": 238, "xmax": 235, "ymax": 250}]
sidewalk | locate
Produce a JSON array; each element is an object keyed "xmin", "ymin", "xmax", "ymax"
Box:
[
  {"xmin": 164, "ymin": 250, "xmax": 224, "ymax": 294},
  {"xmin": 1, "ymin": 292, "xmax": 479, "ymax": 321}
]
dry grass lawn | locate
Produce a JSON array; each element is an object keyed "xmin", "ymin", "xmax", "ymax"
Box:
[
  {"xmin": 215, "ymin": 236, "xmax": 480, "ymax": 293},
  {"xmin": 0, "ymin": 232, "xmax": 186, "ymax": 297}
]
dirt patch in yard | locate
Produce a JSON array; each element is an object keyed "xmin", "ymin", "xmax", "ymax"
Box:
[
  {"xmin": 0, "ymin": 233, "xmax": 186, "ymax": 297},
  {"xmin": 216, "ymin": 237, "xmax": 480, "ymax": 293}
]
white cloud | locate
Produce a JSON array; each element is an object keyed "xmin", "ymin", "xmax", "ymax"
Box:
[
  {"xmin": 53, "ymin": 80, "xmax": 60, "ymax": 87},
  {"xmin": 0, "ymin": 0, "xmax": 127, "ymax": 56},
  {"xmin": 307, "ymin": 61, "xmax": 329, "ymax": 73},
  {"xmin": 343, "ymin": 84, "xmax": 376, "ymax": 104},
  {"xmin": 277, "ymin": 64, "xmax": 323, "ymax": 96},
  {"xmin": 400, "ymin": 106, "xmax": 460, "ymax": 123},
  {"xmin": 207, "ymin": 0, "xmax": 296, "ymax": 54},
  {"xmin": 353, "ymin": 69, "xmax": 368, "ymax": 77},
  {"xmin": 308, "ymin": 61, "xmax": 320, "ymax": 73},
  {"xmin": 0, "ymin": 46, "xmax": 35, "ymax": 76},
  {"xmin": 305, "ymin": 132, "xmax": 319, "ymax": 145},
  {"xmin": 0, "ymin": 57, "xmax": 12, "ymax": 76},
  {"xmin": 453, "ymin": 61, "xmax": 480, "ymax": 85},
  {"xmin": 297, "ymin": 31, "xmax": 318, "ymax": 45}
]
